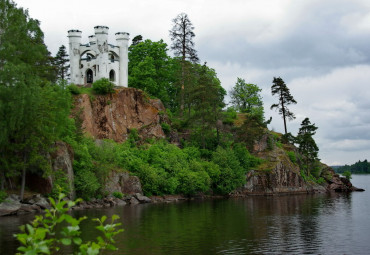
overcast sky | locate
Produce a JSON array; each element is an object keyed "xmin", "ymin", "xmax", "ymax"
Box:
[{"xmin": 14, "ymin": 0, "xmax": 370, "ymax": 165}]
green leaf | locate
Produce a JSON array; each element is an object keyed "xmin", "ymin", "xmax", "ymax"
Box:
[
  {"xmin": 106, "ymin": 244, "xmax": 117, "ymax": 250},
  {"xmin": 73, "ymin": 237, "xmax": 82, "ymax": 245},
  {"xmin": 61, "ymin": 238, "xmax": 72, "ymax": 245},
  {"xmin": 100, "ymin": 215, "xmax": 107, "ymax": 223},
  {"xmin": 111, "ymin": 214, "xmax": 120, "ymax": 222}
]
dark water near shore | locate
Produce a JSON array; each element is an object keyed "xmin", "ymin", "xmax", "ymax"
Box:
[{"xmin": 1, "ymin": 175, "xmax": 370, "ymax": 254}]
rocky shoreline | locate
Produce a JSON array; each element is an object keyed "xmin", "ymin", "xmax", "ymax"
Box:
[
  {"xmin": 1, "ymin": 183, "xmax": 365, "ymax": 217},
  {"xmin": 0, "ymin": 193, "xmax": 202, "ymax": 217}
]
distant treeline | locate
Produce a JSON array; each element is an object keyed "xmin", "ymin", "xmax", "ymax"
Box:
[{"xmin": 335, "ymin": 160, "xmax": 370, "ymax": 174}]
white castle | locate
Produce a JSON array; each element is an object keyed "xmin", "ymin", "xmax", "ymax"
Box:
[{"xmin": 67, "ymin": 26, "xmax": 129, "ymax": 86}]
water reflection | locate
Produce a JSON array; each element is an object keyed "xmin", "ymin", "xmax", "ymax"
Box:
[{"xmin": 1, "ymin": 175, "xmax": 369, "ymax": 255}]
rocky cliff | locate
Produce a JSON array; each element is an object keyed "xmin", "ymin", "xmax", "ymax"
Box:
[
  {"xmin": 74, "ymin": 87, "xmax": 166, "ymax": 142},
  {"xmin": 233, "ymin": 145, "xmax": 324, "ymax": 196},
  {"xmin": 233, "ymin": 137, "xmax": 363, "ymax": 196}
]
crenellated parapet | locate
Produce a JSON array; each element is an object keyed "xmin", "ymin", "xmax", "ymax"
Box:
[{"xmin": 67, "ymin": 26, "xmax": 129, "ymax": 87}]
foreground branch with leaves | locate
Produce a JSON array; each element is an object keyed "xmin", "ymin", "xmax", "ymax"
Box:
[{"xmin": 14, "ymin": 193, "xmax": 123, "ymax": 255}]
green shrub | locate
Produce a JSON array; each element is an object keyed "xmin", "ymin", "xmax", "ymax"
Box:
[
  {"xmin": 0, "ymin": 190, "xmax": 7, "ymax": 203},
  {"xmin": 286, "ymin": 151, "xmax": 296, "ymax": 163},
  {"xmin": 316, "ymin": 177, "xmax": 325, "ymax": 184},
  {"xmin": 112, "ymin": 191, "xmax": 123, "ymax": 199},
  {"xmin": 67, "ymin": 84, "xmax": 80, "ymax": 95},
  {"xmin": 74, "ymin": 169, "xmax": 101, "ymax": 200},
  {"xmin": 222, "ymin": 107, "xmax": 237, "ymax": 125},
  {"xmin": 128, "ymin": 128, "xmax": 140, "ymax": 145},
  {"xmin": 343, "ymin": 170, "xmax": 352, "ymax": 180},
  {"xmin": 267, "ymin": 136, "xmax": 274, "ymax": 150},
  {"xmin": 50, "ymin": 169, "xmax": 70, "ymax": 199},
  {"xmin": 177, "ymin": 170, "xmax": 210, "ymax": 195},
  {"xmin": 161, "ymin": 123, "xmax": 171, "ymax": 135},
  {"xmin": 211, "ymin": 147, "xmax": 245, "ymax": 195},
  {"xmin": 276, "ymin": 141, "xmax": 283, "ymax": 148},
  {"xmin": 92, "ymin": 78, "xmax": 114, "ymax": 95}
]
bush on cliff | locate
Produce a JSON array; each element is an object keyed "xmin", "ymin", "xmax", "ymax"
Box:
[
  {"xmin": 92, "ymin": 78, "xmax": 115, "ymax": 95},
  {"xmin": 69, "ymin": 135, "xmax": 260, "ymax": 198}
]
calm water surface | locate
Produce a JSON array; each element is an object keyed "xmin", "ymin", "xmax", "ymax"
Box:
[{"xmin": 1, "ymin": 175, "xmax": 369, "ymax": 254}]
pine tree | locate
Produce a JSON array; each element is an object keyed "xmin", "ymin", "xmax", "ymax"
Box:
[
  {"xmin": 54, "ymin": 45, "xmax": 70, "ymax": 81},
  {"xmin": 190, "ymin": 63, "xmax": 225, "ymax": 149},
  {"xmin": 169, "ymin": 13, "xmax": 199, "ymax": 117},
  {"xmin": 270, "ymin": 77, "xmax": 297, "ymax": 134},
  {"xmin": 296, "ymin": 117, "xmax": 319, "ymax": 175},
  {"xmin": 131, "ymin": 35, "xmax": 143, "ymax": 46}
]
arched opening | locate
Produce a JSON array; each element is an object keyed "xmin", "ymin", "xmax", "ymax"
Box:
[
  {"xmin": 109, "ymin": 69, "xmax": 115, "ymax": 82},
  {"xmin": 86, "ymin": 69, "xmax": 93, "ymax": 83}
]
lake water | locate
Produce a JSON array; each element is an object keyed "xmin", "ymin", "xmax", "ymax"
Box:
[{"xmin": 1, "ymin": 175, "xmax": 369, "ymax": 254}]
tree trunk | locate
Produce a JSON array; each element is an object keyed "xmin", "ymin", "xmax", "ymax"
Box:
[
  {"xmin": 0, "ymin": 172, "xmax": 4, "ymax": 190},
  {"xmin": 281, "ymin": 93, "xmax": 287, "ymax": 134},
  {"xmin": 20, "ymin": 154, "xmax": 26, "ymax": 201},
  {"xmin": 180, "ymin": 60, "xmax": 185, "ymax": 118}
]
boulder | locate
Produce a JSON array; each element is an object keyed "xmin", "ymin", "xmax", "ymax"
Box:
[
  {"xmin": 129, "ymin": 196, "xmax": 140, "ymax": 205},
  {"xmin": 134, "ymin": 193, "xmax": 151, "ymax": 203},
  {"xmin": 18, "ymin": 204, "xmax": 41, "ymax": 214},
  {"xmin": 116, "ymin": 199, "xmax": 127, "ymax": 206},
  {"xmin": 24, "ymin": 194, "xmax": 50, "ymax": 209},
  {"xmin": 0, "ymin": 199, "xmax": 21, "ymax": 216},
  {"xmin": 103, "ymin": 171, "xmax": 143, "ymax": 195}
]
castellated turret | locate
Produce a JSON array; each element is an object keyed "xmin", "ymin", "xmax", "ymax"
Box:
[{"xmin": 67, "ymin": 26, "xmax": 129, "ymax": 87}]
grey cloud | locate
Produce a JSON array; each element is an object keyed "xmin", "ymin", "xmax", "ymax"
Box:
[{"xmin": 198, "ymin": 1, "xmax": 370, "ymax": 71}]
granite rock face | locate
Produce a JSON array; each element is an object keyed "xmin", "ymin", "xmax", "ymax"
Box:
[
  {"xmin": 235, "ymin": 146, "xmax": 325, "ymax": 195},
  {"xmin": 103, "ymin": 171, "xmax": 143, "ymax": 195},
  {"xmin": 234, "ymin": 142, "xmax": 362, "ymax": 195},
  {"xmin": 74, "ymin": 87, "xmax": 166, "ymax": 142}
]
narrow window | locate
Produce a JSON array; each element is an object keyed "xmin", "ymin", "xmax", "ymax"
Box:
[{"xmin": 109, "ymin": 70, "xmax": 115, "ymax": 82}]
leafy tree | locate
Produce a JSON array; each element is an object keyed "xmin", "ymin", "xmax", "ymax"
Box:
[
  {"xmin": 270, "ymin": 77, "xmax": 297, "ymax": 134},
  {"xmin": 169, "ymin": 13, "xmax": 199, "ymax": 116},
  {"xmin": 128, "ymin": 39, "xmax": 175, "ymax": 107},
  {"xmin": 0, "ymin": 1, "xmax": 70, "ymax": 199},
  {"xmin": 54, "ymin": 45, "xmax": 70, "ymax": 81},
  {"xmin": 230, "ymin": 78, "xmax": 263, "ymax": 114},
  {"xmin": 296, "ymin": 117, "xmax": 319, "ymax": 175}
]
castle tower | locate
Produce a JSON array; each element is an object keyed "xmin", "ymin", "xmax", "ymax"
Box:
[
  {"xmin": 115, "ymin": 32, "xmax": 130, "ymax": 88},
  {"xmin": 67, "ymin": 30, "xmax": 82, "ymax": 84},
  {"xmin": 67, "ymin": 26, "xmax": 129, "ymax": 87}
]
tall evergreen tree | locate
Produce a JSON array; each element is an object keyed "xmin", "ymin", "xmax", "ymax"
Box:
[
  {"xmin": 296, "ymin": 117, "xmax": 319, "ymax": 175},
  {"xmin": 54, "ymin": 45, "xmax": 70, "ymax": 81},
  {"xmin": 130, "ymin": 35, "xmax": 143, "ymax": 47},
  {"xmin": 169, "ymin": 13, "xmax": 199, "ymax": 116},
  {"xmin": 190, "ymin": 63, "xmax": 225, "ymax": 149},
  {"xmin": 270, "ymin": 77, "xmax": 297, "ymax": 134}
]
